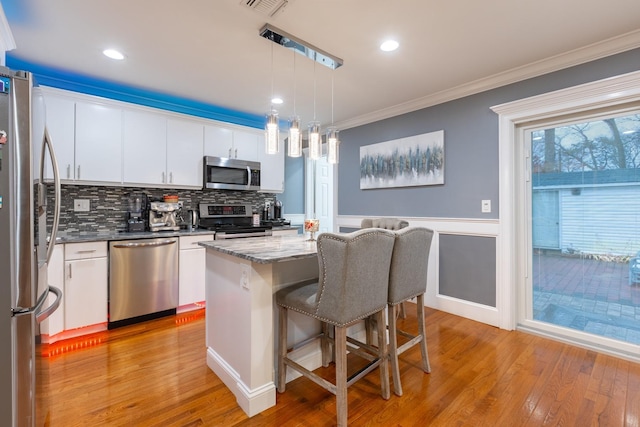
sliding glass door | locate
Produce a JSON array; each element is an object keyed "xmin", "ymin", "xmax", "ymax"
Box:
[{"xmin": 522, "ymin": 111, "xmax": 640, "ymax": 349}]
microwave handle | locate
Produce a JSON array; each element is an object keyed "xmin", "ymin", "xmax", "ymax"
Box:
[{"xmin": 246, "ymin": 166, "xmax": 251, "ymax": 189}]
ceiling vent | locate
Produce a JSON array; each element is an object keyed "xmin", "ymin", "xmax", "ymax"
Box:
[{"xmin": 241, "ymin": 0, "xmax": 291, "ymax": 17}]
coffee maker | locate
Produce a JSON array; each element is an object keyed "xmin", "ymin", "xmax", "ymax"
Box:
[
  {"xmin": 148, "ymin": 201, "xmax": 182, "ymax": 231},
  {"xmin": 126, "ymin": 193, "xmax": 147, "ymax": 232}
]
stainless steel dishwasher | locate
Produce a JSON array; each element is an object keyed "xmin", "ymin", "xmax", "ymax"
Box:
[{"xmin": 108, "ymin": 237, "xmax": 179, "ymax": 327}]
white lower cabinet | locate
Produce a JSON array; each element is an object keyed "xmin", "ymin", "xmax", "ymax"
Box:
[
  {"xmin": 64, "ymin": 242, "xmax": 108, "ymax": 330},
  {"xmin": 179, "ymin": 235, "xmax": 214, "ymax": 310},
  {"xmin": 40, "ymin": 244, "xmax": 65, "ymax": 339}
]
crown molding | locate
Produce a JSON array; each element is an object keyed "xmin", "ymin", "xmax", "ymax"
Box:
[
  {"xmin": 0, "ymin": 4, "xmax": 16, "ymax": 65},
  {"xmin": 336, "ymin": 29, "xmax": 640, "ymax": 131}
]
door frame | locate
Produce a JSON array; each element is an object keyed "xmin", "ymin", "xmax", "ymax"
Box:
[{"xmin": 491, "ymin": 70, "xmax": 640, "ymax": 337}]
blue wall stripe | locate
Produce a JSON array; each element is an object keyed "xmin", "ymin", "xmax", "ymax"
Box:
[{"xmin": 5, "ymin": 54, "xmax": 265, "ymax": 129}]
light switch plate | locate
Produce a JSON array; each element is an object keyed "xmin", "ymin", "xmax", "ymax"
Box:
[
  {"xmin": 481, "ymin": 199, "xmax": 491, "ymax": 213},
  {"xmin": 73, "ymin": 199, "xmax": 90, "ymax": 212}
]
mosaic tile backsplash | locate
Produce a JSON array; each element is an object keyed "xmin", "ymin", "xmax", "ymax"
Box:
[{"xmin": 43, "ymin": 184, "xmax": 277, "ymax": 233}]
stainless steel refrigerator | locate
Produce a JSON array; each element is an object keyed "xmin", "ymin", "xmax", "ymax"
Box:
[{"xmin": 0, "ymin": 68, "xmax": 61, "ymax": 426}]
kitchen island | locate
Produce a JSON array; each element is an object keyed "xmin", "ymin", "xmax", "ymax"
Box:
[{"xmin": 199, "ymin": 236, "xmax": 320, "ymax": 417}]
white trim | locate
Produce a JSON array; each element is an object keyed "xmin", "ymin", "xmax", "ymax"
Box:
[
  {"xmin": 336, "ymin": 30, "xmax": 640, "ymax": 131},
  {"xmin": 491, "ymin": 70, "xmax": 640, "ymax": 334},
  {"xmin": 0, "ymin": 3, "xmax": 16, "ymax": 66},
  {"xmin": 337, "ymin": 215, "xmax": 500, "ymax": 326},
  {"xmin": 206, "ymin": 348, "xmax": 276, "ymax": 417}
]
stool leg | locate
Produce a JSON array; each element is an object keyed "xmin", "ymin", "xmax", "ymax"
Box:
[
  {"xmin": 334, "ymin": 326, "xmax": 348, "ymax": 427},
  {"xmin": 277, "ymin": 305, "xmax": 288, "ymax": 392},
  {"xmin": 375, "ymin": 309, "xmax": 390, "ymax": 400},
  {"xmin": 416, "ymin": 294, "xmax": 431, "ymax": 373},
  {"xmin": 321, "ymin": 322, "xmax": 331, "ymax": 367},
  {"xmin": 399, "ymin": 301, "xmax": 407, "ymax": 319},
  {"xmin": 388, "ymin": 304, "xmax": 402, "ymax": 396}
]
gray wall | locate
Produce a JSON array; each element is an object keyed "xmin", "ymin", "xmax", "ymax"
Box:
[
  {"xmin": 333, "ymin": 48, "xmax": 640, "ymax": 307},
  {"xmin": 338, "ymin": 48, "xmax": 640, "ymax": 218},
  {"xmin": 439, "ymin": 234, "xmax": 497, "ymax": 307},
  {"xmin": 278, "ymin": 155, "xmax": 305, "ymax": 215}
]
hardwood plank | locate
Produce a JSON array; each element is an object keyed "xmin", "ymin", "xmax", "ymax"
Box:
[{"xmin": 36, "ymin": 307, "xmax": 640, "ymax": 426}]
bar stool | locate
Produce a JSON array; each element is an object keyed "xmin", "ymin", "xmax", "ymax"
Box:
[
  {"xmin": 387, "ymin": 227, "xmax": 434, "ymax": 396},
  {"xmin": 361, "ymin": 217, "xmax": 409, "ymax": 318},
  {"xmin": 275, "ymin": 229, "xmax": 396, "ymax": 427}
]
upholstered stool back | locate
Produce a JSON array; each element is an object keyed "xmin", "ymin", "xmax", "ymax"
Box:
[
  {"xmin": 388, "ymin": 227, "xmax": 434, "ymax": 305},
  {"xmin": 361, "ymin": 217, "xmax": 409, "ymax": 231}
]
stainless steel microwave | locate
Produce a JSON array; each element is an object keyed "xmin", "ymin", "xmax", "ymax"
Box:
[{"xmin": 203, "ymin": 156, "xmax": 261, "ymax": 191}]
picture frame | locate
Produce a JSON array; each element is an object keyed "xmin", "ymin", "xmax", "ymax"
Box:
[{"xmin": 359, "ymin": 130, "xmax": 444, "ymax": 189}]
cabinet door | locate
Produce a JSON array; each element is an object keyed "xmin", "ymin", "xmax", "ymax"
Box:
[
  {"xmin": 75, "ymin": 101, "xmax": 123, "ymax": 183},
  {"xmin": 232, "ymin": 130, "xmax": 259, "ymax": 161},
  {"xmin": 179, "ymin": 248, "xmax": 207, "ymax": 307},
  {"xmin": 167, "ymin": 119, "xmax": 204, "ymax": 187},
  {"xmin": 40, "ymin": 244, "xmax": 65, "ymax": 338},
  {"xmin": 123, "ymin": 110, "xmax": 167, "ymax": 185},
  {"xmin": 64, "ymin": 257, "xmax": 108, "ymax": 330},
  {"xmin": 40, "ymin": 94, "xmax": 76, "ymax": 180},
  {"xmin": 257, "ymin": 134, "xmax": 285, "ymax": 192},
  {"xmin": 204, "ymin": 125, "xmax": 233, "ymax": 158}
]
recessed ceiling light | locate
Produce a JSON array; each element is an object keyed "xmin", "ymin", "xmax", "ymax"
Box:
[
  {"xmin": 103, "ymin": 49, "xmax": 125, "ymax": 60},
  {"xmin": 271, "ymin": 97, "xmax": 283, "ymax": 105},
  {"xmin": 380, "ymin": 40, "xmax": 399, "ymax": 52}
]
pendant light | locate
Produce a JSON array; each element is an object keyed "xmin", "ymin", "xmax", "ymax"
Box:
[
  {"xmin": 265, "ymin": 38, "xmax": 279, "ymax": 154},
  {"xmin": 308, "ymin": 61, "xmax": 321, "ymax": 160},
  {"xmin": 326, "ymin": 73, "xmax": 340, "ymax": 164},
  {"xmin": 288, "ymin": 50, "xmax": 302, "ymax": 157}
]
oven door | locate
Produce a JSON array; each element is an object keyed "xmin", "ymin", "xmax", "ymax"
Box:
[{"xmin": 204, "ymin": 156, "xmax": 261, "ymax": 191}]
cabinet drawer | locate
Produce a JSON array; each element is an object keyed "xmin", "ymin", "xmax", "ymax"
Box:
[
  {"xmin": 65, "ymin": 241, "xmax": 108, "ymax": 260},
  {"xmin": 179, "ymin": 234, "xmax": 214, "ymax": 250}
]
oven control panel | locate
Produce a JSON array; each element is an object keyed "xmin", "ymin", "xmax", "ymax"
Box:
[{"xmin": 200, "ymin": 203, "xmax": 252, "ymax": 218}]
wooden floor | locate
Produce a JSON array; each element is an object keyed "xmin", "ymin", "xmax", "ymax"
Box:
[{"xmin": 36, "ymin": 306, "xmax": 640, "ymax": 426}]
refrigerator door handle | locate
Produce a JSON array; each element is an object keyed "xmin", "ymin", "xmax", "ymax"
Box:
[
  {"xmin": 39, "ymin": 126, "xmax": 61, "ymax": 263},
  {"xmin": 34, "ymin": 286, "xmax": 63, "ymax": 323}
]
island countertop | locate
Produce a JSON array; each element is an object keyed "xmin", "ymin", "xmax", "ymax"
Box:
[{"xmin": 198, "ymin": 235, "xmax": 318, "ymax": 264}]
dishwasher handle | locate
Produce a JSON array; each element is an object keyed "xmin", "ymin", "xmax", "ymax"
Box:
[{"xmin": 112, "ymin": 239, "xmax": 177, "ymax": 249}]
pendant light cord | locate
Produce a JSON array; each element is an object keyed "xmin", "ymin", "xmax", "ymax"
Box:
[
  {"xmin": 293, "ymin": 50, "xmax": 297, "ymax": 115},
  {"xmin": 270, "ymin": 37, "xmax": 274, "ymax": 111}
]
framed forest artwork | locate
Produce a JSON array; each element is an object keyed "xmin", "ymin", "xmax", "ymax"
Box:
[{"xmin": 360, "ymin": 130, "xmax": 444, "ymax": 189}]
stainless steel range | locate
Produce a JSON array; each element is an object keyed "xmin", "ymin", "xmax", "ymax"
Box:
[{"xmin": 198, "ymin": 203, "xmax": 272, "ymax": 239}]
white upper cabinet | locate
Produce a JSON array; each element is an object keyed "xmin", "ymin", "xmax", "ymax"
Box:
[
  {"xmin": 75, "ymin": 101, "xmax": 123, "ymax": 183},
  {"xmin": 231, "ymin": 130, "xmax": 259, "ymax": 162},
  {"xmin": 257, "ymin": 134, "xmax": 285, "ymax": 193},
  {"xmin": 204, "ymin": 125, "xmax": 233, "ymax": 159},
  {"xmin": 166, "ymin": 119, "xmax": 204, "ymax": 187},
  {"xmin": 204, "ymin": 125, "xmax": 258, "ymax": 162},
  {"xmin": 43, "ymin": 95, "xmax": 76, "ymax": 181},
  {"xmin": 37, "ymin": 87, "xmax": 270, "ymax": 189},
  {"xmin": 123, "ymin": 109, "xmax": 167, "ymax": 185}
]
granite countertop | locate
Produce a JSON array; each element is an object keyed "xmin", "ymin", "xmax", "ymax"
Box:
[
  {"xmin": 55, "ymin": 228, "xmax": 216, "ymax": 243},
  {"xmin": 199, "ymin": 235, "xmax": 318, "ymax": 264}
]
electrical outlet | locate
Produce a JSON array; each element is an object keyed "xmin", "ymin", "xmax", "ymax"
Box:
[
  {"xmin": 481, "ymin": 199, "xmax": 491, "ymax": 213},
  {"xmin": 73, "ymin": 199, "xmax": 90, "ymax": 212},
  {"xmin": 240, "ymin": 264, "xmax": 251, "ymax": 290}
]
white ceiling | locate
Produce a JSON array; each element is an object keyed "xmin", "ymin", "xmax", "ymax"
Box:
[{"xmin": 4, "ymin": 0, "xmax": 640, "ymax": 129}]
